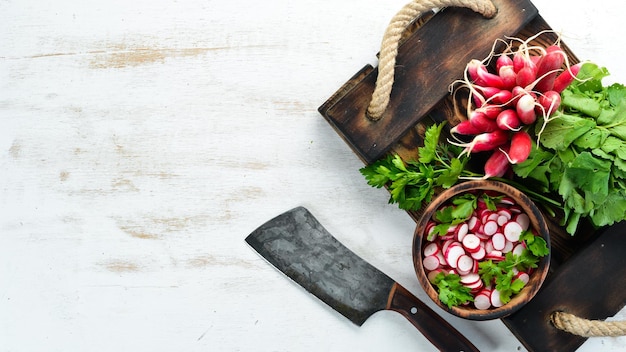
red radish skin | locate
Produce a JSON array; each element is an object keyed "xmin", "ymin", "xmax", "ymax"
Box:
[
  {"xmin": 516, "ymin": 66, "xmax": 537, "ymax": 88},
  {"xmin": 499, "ymin": 66, "xmax": 517, "ymax": 90},
  {"xmin": 534, "ymin": 49, "xmax": 565, "ymax": 92},
  {"xmin": 496, "ymin": 54, "xmax": 514, "ymax": 72},
  {"xmin": 476, "ymin": 65, "xmax": 505, "ymax": 89},
  {"xmin": 496, "ymin": 109, "xmax": 521, "ymax": 131},
  {"xmin": 461, "ymin": 129, "xmax": 509, "ymax": 155},
  {"xmin": 484, "ymin": 147, "xmax": 511, "ymax": 178},
  {"xmin": 538, "ymin": 90, "xmax": 561, "ymax": 117},
  {"xmin": 553, "ymin": 62, "xmax": 582, "ymax": 93},
  {"xmin": 469, "ymin": 111, "xmax": 499, "ymax": 132},
  {"xmin": 474, "ymin": 293, "xmax": 492, "ymax": 310},
  {"xmin": 450, "ymin": 120, "xmax": 483, "ymax": 135},
  {"xmin": 478, "ymin": 104, "xmax": 503, "ymax": 119},
  {"xmin": 507, "ymin": 130, "xmax": 532, "ymax": 164},
  {"xmin": 516, "ymin": 94, "xmax": 537, "ymax": 124}
]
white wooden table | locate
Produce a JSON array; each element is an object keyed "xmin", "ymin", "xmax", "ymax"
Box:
[{"xmin": 2, "ymin": 0, "xmax": 625, "ymax": 350}]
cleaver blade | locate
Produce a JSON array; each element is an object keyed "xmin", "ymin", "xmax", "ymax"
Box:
[{"xmin": 245, "ymin": 206, "xmax": 478, "ymax": 352}]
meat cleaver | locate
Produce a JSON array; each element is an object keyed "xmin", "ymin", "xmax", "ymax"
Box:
[{"xmin": 245, "ymin": 206, "xmax": 478, "ymax": 352}]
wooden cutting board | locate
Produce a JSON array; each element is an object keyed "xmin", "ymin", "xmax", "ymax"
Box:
[{"xmin": 318, "ymin": 0, "xmax": 626, "ymax": 350}]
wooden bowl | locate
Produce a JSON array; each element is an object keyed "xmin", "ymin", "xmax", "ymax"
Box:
[{"xmin": 412, "ymin": 180, "xmax": 551, "ymax": 320}]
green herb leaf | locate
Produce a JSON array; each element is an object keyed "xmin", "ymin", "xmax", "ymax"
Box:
[
  {"xmin": 433, "ymin": 273, "xmax": 474, "ymax": 308},
  {"xmin": 540, "ymin": 112, "xmax": 596, "ymax": 150},
  {"xmin": 418, "ymin": 122, "xmax": 446, "ymax": 164}
]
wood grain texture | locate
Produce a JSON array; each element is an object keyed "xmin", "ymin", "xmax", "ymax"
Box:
[{"xmin": 1, "ymin": 0, "xmax": 625, "ymax": 351}]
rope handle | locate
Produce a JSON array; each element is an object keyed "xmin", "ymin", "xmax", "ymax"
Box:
[
  {"xmin": 552, "ymin": 311, "xmax": 626, "ymax": 337},
  {"xmin": 367, "ymin": 0, "xmax": 497, "ymax": 120}
]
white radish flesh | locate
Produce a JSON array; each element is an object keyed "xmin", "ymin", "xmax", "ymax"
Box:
[
  {"xmin": 503, "ymin": 221, "xmax": 523, "ymax": 242},
  {"xmin": 474, "ymin": 293, "xmax": 492, "ymax": 310},
  {"xmin": 423, "ymin": 255, "xmax": 441, "ymax": 271}
]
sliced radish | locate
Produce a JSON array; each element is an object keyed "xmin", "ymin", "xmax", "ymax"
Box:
[
  {"xmin": 503, "ymin": 221, "xmax": 523, "ymax": 242},
  {"xmin": 436, "ymin": 251, "xmax": 447, "ymax": 265},
  {"xmin": 423, "ymin": 242, "xmax": 440, "ymax": 257},
  {"xmin": 490, "ymin": 289, "xmax": 504, "ymax": 308},
  {"xmin": 462, "ymin": 234, "xmax": 481, "ymax": 253},
  {"xmin": 460, "ymin": 273, "xmax": 481, "ymax": 285},
  {"xmin": 502, "ymin": 239, "xmax": 514, "ymax": 253},
  {"xmin": 470, "ymin": 246, "xmax": 486, "ymax": 260},
  {"xmin": 455, "ymin": 223, "xmax": 469, "ymax": 242},
  {"xmin": 499, "ymin": 197, "xmax": 515, "ymax": 206},
  {"xmin": 486, "ymin": 250, "xmax": 504, "ymax": 261},
  {"xmin": 474, "ymin": 293, "xmax": 492, "ymax": 310},
  {"xmin": 483, "ymin": 220, "xmax": 499, "ymax": 236},
  {"xmin": 423, "ymin": 255, "xmax": 441, "ymax": 271},
  {"xmin": 445, "ymin": 245, "xmax": 466, "ymax": 269},
  {"xmin": 491, "ymin": 233, "xmax": 506, "ymax": 251},
  {"xmin": 515, "ymin": 272, "xmax": 530, "ymax": 285},
  {"xmin": 514, "ymin": 213, "xmax": 530, "ymax": 231},
  {"xmin": 456, "ymin": 255, "xmax": 475, "ymax": 274},
  {"xmin": 512, "ymin": 243, "xmax": 526, "ymax": 256},
  {"xmin": 497, "ymin": 215, "xmax": 509, "ymax": 226},
  {"xmin": 468, "ymin": 216, "xmax": 481, "ymax": 232},
  {"xmin": 509, "ymin": 205, "xmax": 522, "ymax": 214}
]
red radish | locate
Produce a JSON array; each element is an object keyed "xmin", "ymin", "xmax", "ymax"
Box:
[
  {"xmin": 477, "ymin": 104, "xmax": 502, "ymax": 119},
  {"xmin": 423, "ymin": 255, "xmax": 441, "ymax": 271},
  {"xmin": 553, "ymin": 62, "xmax": 582, "ymax": 93},
  {"xmin": 496, "ymin": 54, "xmax": 514, "ymax": 72},
  {"xmin": 462, "ymin": 234, "xmax": 481, "ymax": 253},
  {"xmin": 496, "ymin": 109, "xmax": 521, "ymax": 130},
  {"xmin": 512, "ymin": 51, "xmax": 536, "ymax": 73},
  {"xmin": 507, "ymin": 130, "xmax": 532, "ymax": 164},
  {"xmin": 534, "ymin": 48, "xmax": 565, "ymax": 92},
  {"xmin": 468, "ymin": 111, "xmax": 499, "ymax": 132},
  {"xmin": 436, "ymin": 251, "xmax": 447, "ymax": 266},
  {"xmin": 484, "ymin": 147, "xmax": 511, "ymax": 178},
  {"xmin": 474, "ymin": 292, "xmax": 492, "ymax": 310},
  {"xmin": 476, "ymin": 65, "xmax": 505, "ymax": 89},
  {"xmin": 450, "ymin": 120, "xmax": 483, "ymax": 135},
  {"xmin": 537, "ymin": 90, "xmax": 561, "ymax": 116},
  {"xmin": 460, "ymin": 129, "xmax": 509, "ymax": 155},
  {"xmin": 499, "ymin": 66, "xmax": 517, "ymax": 90},
  {"xmin": 467, "ymin": 59, "xmax": 485, "ymax": 83},
  {"xmin": 515, "ymin": 66, "xmax": 537, "ymax": 88},
  {"xmin": 497, "ymin": 208, "xmax": 512, "ymax": 220},
  {"xmin": 516, "ymin": 93, "xmax": 537, "ymax": 124},
  {"xmin": 423, "ymin": 242, "xmax": 440, "ymax": 257},
  {"xmin": 491, "ymin": 233, "xmax": 506, "ymax": 251},
  {"xmin": 490, "ymin": 289, "xmax": 504, "ymax": 308},
  {"xmin": 503, "ymin": 221, "xmax": 523, "ymax": 242}
]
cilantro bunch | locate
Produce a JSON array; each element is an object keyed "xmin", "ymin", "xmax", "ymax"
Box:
[{"xmin": 513, "ymin": 63, "xmax": 626, "ymax": 234}]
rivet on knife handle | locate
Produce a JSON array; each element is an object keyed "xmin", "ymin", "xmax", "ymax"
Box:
[{"xmin": 388, "ymin": 283, "xmax": 479, "ymax": 352}]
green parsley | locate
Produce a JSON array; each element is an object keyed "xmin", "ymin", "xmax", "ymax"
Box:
[
  {"xmin": 432, "ymin": 272, "xmax": 474, "ymax": 308},
  {"xmin": 359, "ymin": 122, "xmax": 481, "ymax": 211}
]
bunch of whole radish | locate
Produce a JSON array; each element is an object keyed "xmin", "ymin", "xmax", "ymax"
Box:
[{"xmin": 450, "ymin": 39, "xmax": 582, "ymax": 178}]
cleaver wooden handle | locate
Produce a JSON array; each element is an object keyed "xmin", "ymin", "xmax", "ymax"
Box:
[{"xmin": 387, "ymin": 283, "xmax": 479, "ymax": 352}]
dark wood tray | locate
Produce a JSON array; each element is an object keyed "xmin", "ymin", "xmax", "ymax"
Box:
[{"xmin": 318, "ymin": 1, "xmax": 626, "ymax": 350}]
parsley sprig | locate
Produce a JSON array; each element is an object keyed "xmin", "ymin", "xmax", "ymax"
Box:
[
  {"xmin": 432, "ymin": 272, "xmax": 474, "ymax": 308},
  {"xmin": 359, "ymin": 123, "xmax": 481, "ymax": 211}
]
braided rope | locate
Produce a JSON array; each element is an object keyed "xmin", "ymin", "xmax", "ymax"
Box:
[
  {"xmin": 366, "ymin": 0, "xmax": 497, "ymax": 120},
  {"xmin": 551, "ymin": 311, "xmax": 626, "ymax": 337}
]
